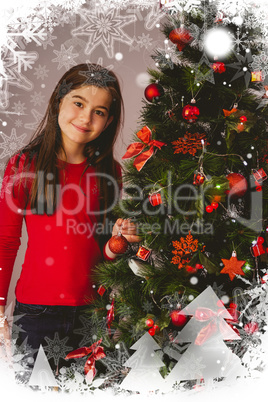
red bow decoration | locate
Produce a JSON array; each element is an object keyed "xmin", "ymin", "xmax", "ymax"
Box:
[
  {"xmin": 122, "ymin": 126, "xmax": 167, "ymax": 171},
  {"xmin": 107, "ymin": 299, "xmax": 115, "ymax": 336},
  {"xmin": 194, "ymin": 307, "xmax": 230, "ymax": 346},
  {"xmin": 65, "ymin": 338, "xmax": 105, "ymax": 382}
]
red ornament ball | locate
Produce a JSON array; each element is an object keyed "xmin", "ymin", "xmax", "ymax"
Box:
[
  {"xmin": 226, "ymin": 173, "xmax": 248, "ymax": 198},
  {"xmin": 108, "ymin": 234, "xmax": 129, "ymax": 254},
  {"xmin": 169, "ymin": 27, "xmax": 193, "ymax": 51},
  {"xmin": 144, "ymin": 83, "xmax": 164, "ymax": 102},
  {"xmin": 206, "ymin": 205, "xmax": 214, "ymax": 213},
  {"xmin": 146, "ymin": 318, "xmax": 154, "ymax": 328},
  {"xmin": 170, "ymin": 310, "xmax": 187, "ymax": 327},
  {"xmin": 182, "ymin": 104, "xmax": 200, "ymax": 122}
]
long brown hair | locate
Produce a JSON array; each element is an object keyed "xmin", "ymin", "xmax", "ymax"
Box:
[{"xmin": 11, "ymin": 63, "xmax": 124, "ymax": 222}]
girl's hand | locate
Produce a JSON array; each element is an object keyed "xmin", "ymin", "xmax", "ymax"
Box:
[
  {"xmin": 111, "ymin": 218, "xmax": 141, "ymax": 243},
  {"xmin": 104, "ymin": 218, "xmax": 141, "ymax": 260},
  {"xmin": 0, "ymin": 314, "xmax": 12, "ymax": 363}
]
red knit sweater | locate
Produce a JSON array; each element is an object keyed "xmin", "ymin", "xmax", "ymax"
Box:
[{"xmin": 0, "ymin": 154, "xmax": 117, "ymax": 306}]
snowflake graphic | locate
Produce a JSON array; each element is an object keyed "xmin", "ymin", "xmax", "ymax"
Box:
[
  {"xmin": 251, "ymin": 51, "xmax": 268, "ymax": 80},
  {"xmin": 73, "ymin": 314, "xmax": 96, "ymax": 347},
  {"xmin": 12, "ymin": 101, "xmax": 27, "ymax": 116},
  {"xmin": 24, "ymin": 109, "xmax": 43, "ymax": 131},
  {"xmin": 142, "ymin": 300, "xmax": 154, "ymax": 313},
  {"xmin": 0, "ymin": 162, "xmax": 6, "ymax": 171},
  {"xmin": 30, "ymin": 91, "xmax": 46, "ymax": 107},
  {"xmin": 72, "ymin": 8, "xmax": 137, "ymax": 58},
  {"xmin": 43, "ymin": 332, "xmax": 73, "ymax": 367},
  {"xmin": 79, "ymin": 63, "xmax": 116, "ymax": 87},
  {"xmin": 14, "ymin": 119, "xmax": 23, "ymax": 128},
  {"xmin": 41, "ymin": 32, "xmax": 57, "ymax": 50},
  {"xmin": 136, "ymin": 33, "xmax": 154, "ymax": 50},
  {"xmin": 52, "ymin": 44, "xmax": 79, "ymax": 71},
  {"xmin": 100, "ymin": 341, "xmax": 130, "ymax": 384},
  {"xmin": 61, "ymin": 0, "xmax": 86, "ymax": 10},
  {"xmin": 160, "ymin": 0, "xmax": 202, "ymax": 15},
  {"xmin": 211, "ymin": 282, "xmax": 226, "ymax": 299},
  {"xmin": 231, "ymin": 28, "xmax": 250, "ymax": 53},
  {"xmin": 175, "ymin": 352, "xmax": 206, "ymax": 379},
  {"xmin": 0, "ymin": 175, "xmax": 13, "ymax": 200},
  {"xmin": 0, "ymin": 128, "xmax": 27, "ymax": 159},
  {"xmin": 57, "ymin": 363, "xmax": 92, "ymax": 393},
  {"xmin": 57, "ymin": 79, "xmax": 74, "ymax": 98},
  {"xmin": 226, "ymin": 50, "xmax": 253, "ymax": 87},
  {"xmin": 33, "ymin": 64, "xmax": 49, "ymax": 80}
]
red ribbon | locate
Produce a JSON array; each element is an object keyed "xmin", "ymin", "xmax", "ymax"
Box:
[
  {"xmin": 107, "ymin": 299, "xmax": 115, "ymax": 336},
  {"xmin": 65, "ymin": 338, "xmax": 105, "ymax": 382},
  {"xmin": 194, "ymin": 307, "xmax": 229, "ymax": 346},
  {"xmin": 122, "ymin": 126, "xmax": 167, "ymax": 171}
]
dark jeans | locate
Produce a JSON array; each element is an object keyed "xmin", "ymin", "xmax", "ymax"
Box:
[{"xmin": 12, "ymin": 300, "xmax": 92, "ymax": 374}]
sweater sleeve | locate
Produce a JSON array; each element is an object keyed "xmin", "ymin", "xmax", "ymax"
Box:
[{"xmin": 0, "ymin": 155, "xmax": 25, "ymax": 306}]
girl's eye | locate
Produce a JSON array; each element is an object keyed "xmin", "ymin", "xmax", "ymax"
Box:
[
  {"xmin": 95, "ymin": 110, "xmax": 105, "ymax": 116},
  {"xmin": 74, "ymin": 102, "xmax": 83, "ymax": 108}
]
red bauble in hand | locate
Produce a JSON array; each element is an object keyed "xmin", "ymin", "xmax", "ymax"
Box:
[
  {"xmin": 170, "ymin": 310, "xmax": 187, "ymax": 326},
  {"xmin": 226, "ymin": 173, "xmax": 248, "ymax": 198},
  {"xmin": 108, "ymin": 233, "xmax": 129, "ymax": 254}
]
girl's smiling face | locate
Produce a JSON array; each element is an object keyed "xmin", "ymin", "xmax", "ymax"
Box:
[{"xmin": 58, "ymin": 85, "xmax": 114, "ymax": 148}]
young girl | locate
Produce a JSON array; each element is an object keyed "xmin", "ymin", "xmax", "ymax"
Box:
[{"xmin": 0, "ymin": 63, "xmax": 139, "ymax": 369}]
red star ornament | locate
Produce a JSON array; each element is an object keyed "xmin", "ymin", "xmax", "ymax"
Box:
[{"xmin": 220, "ymin": 251, "xmax": 246, "ymax": 281}]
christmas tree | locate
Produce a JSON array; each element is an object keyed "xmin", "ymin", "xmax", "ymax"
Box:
[
  {"xmin": 165, "ymin": 286, "xmax": 246, "ymax": 387},
  {"xmin": 89, "ymin": 0, "xmax": 268, "ymax": 387},
  {"xmin": 119, "ymin": 331, "xmax": 165, "ymax": 392},
  {"xmin": 28, "ymin": 345, "xmax": 58, "ymax": 391}
]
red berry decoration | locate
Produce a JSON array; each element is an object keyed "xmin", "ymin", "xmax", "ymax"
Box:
[
  {"xmin": 169, "ymin": 27, "xmax": 193, "ymax": 51},
  {"xmin": 148, "ymin": 327, "xmax": 155, "ymax": 336},
  {"xmin": 239, "ymin": 115, "xmax": 247, "ymax": 122},
  {"xmin": 206, "ymin": 205, "xmax": 213, "ymax": 213},
  {"xmin": 146, "ymin": 318, "xmax": 154, "ymax": 328},
  {"xmin": 144, "ymin": 83, "xmax": 164, "ymax": 102},
  {"xmin": 108, "ymin": 233, "xmax": 129, "ymax": 254},
  {"xmin": 211, "ymin": 202, "xmax": 219, "ymax": 209},
  {"xmin": 170, "ymin": 310, "xmax": 187, "ymax": 326},
  {"xmin": 226, "ymin": 173, "xmax": 248, "ymax": 198},
  {"xmin": 182, "ymin": 104, "xmax": 200, "ymax": 122}
]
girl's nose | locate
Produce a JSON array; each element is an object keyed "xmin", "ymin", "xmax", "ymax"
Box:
[{"xmin": 79, "ymin": 109, "xmax": 92, "ymax": 124}]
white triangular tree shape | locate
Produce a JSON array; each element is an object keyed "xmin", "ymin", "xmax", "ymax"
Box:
[
  {"xmin": 120, "ymin": 331, "xmax": 166, "ymax": 393},
  {"xmin": 28, "ymin": 345, "xmax": 58, "ymax": 391},
  {"xmin": 165, "ymin": 286, "xmax": 246, "ymax": 387}
]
